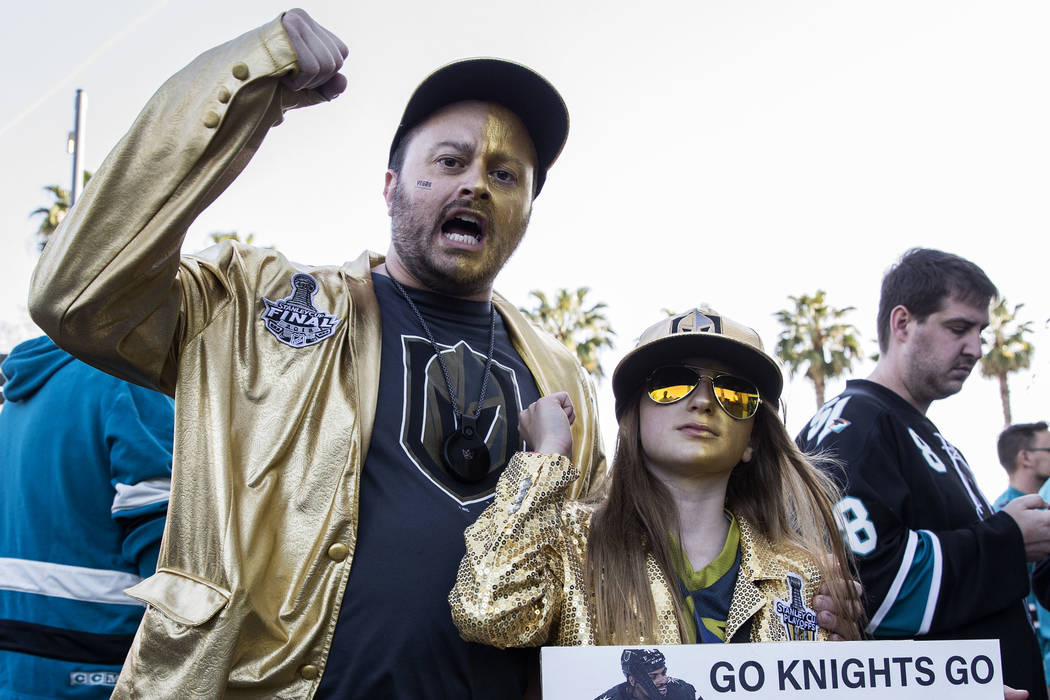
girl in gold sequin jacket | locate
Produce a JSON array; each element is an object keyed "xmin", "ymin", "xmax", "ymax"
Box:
[{"xmin": 451, "ymin": 307, "xmax": 862, "ymax": 647}]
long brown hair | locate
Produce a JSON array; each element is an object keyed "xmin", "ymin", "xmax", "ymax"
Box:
[{"xmin": 584, "ymin": 393, "xmax": 863, "ymax": 643}]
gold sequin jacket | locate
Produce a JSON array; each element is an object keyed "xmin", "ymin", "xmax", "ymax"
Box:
[
  {"xmin": 28, "ymin": 17, "xmax": 606, "ymax": 699},
  {"xmin": 452, "ymin": 452, "xmax": 828, "ymax": 646}
]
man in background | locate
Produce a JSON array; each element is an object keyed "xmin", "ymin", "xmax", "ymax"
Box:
[
  {"xmin": 798, "ymin": 248, "xmax": 1050, "ymax": 698},
  {"xmin": 0, "ymin": 336, "xmax": 174, "ymax": 697},
  {"xmin": 997, "ymin": 421, "xmax": 1050, "ymax": 698},
  {"xmin": 996, "ymin": 422, "xmax": 1050, "ymax": 507}
]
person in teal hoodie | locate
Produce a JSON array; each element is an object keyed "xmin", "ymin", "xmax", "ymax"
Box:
[
  {"xmin": 0, "ymin": 335, "xmax": 174, "ymax": 698},
  {"xmin": 998, "ymin": 421, "xmax": 1050, "ymax": 699}
]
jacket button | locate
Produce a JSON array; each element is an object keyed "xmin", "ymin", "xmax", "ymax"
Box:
[
  {"xmin": 327, "ymin": 543, "xmax": 348, "ymax": 562},
  {"xmin": 299, "ymin": 664, "xmax": 319, "ymax": 680},
  {"xmin": 217, "ymin": 86, "xmax": 231, "ymax": 103},
  {"xmin": 231, "ymin": 62, "xmax": 250, "ymax": 80},
  {"xmin": 203, "ymin": 112, "xmax": 220, "ymax": 128}
]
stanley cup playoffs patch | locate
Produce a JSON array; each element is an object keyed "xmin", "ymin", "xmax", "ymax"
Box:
[
  {"xmin": 261, "ymin": 273, "xmax": 342, "ymax": 348},
  {"xmin": 775, "ymin": 573, "xmax": 819, "ymax": 641}
]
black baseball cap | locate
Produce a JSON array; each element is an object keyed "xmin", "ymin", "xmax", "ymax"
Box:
[{"xmin": 388, "ymin": 58, "xmax": 569, "ymax": 196}]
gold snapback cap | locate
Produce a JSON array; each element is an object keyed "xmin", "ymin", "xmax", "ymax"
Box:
[{"xmin": 611, "ymin": 306, "xmax": 783, "ymax": 418}]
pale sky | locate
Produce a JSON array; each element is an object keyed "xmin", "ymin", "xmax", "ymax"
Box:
[{"xmin": 3, "ymin": 0, "xmax": 1048, "ymax": 500}]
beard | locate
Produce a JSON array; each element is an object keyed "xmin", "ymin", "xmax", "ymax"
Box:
[
  {"xmin": 389, "ymin": 180, "xmax": 529, "ymax": 298},
  {"xmin": 903, "ymin": 351, "xmax": 973, "ymax": 406}
]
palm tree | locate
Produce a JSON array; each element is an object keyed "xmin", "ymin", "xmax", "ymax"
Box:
[
  {"xmin": 30, "ymin": 185, "xmax": 71, "ymax": 252},
  {"xmin": 520, "ymin": 288, "xmax": 615, "ymax": 381},
  {"xmin": 980, "ymin": 299, "xmax": 1034, "ymax": 426},
  {"xmin": 774, "ymin": 290, "xmax": 863, "ymax": 408},
  {"xmin": 30, "ymin": 172, "xmax": 92, "ymax": 252},
  {"xmin": 207, "ymin": 231, "xmax": 275, "ymax": 249},
  {"xmin": 208, "ymin": 231, "xmax": 257, "ymax": 245}
]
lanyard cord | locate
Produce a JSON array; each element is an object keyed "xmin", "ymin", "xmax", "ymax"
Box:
[{"xmin": 389, "ymin": 276, "xmax": 496, "ymax": 422}]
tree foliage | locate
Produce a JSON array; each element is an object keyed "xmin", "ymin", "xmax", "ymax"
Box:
[
  {"xmin": 774, "ymin": 290, "xmax": 863, "ymax": 408},
  {"xmin": 520, "ymin": 287, "xmax": 615, "ymax": 381},
  {"xmin": 979, "ymin": 299, "xmax": 1034, "ymax": 426},
  {"xmin": 209, "ymin": 231, "xmax": 257, "ymax": 245},
  {"xmin": 207, "ymin": 231, "xmax": 274, "ymax": 249},
  {"xmin": 29, "ymin": 172, "xmax": 92, "ymax": 251}
]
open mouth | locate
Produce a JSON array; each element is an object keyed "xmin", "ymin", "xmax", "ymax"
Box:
[{"xmin": 441, "ymin": 212, "xmax": 485, "ymax": 246}]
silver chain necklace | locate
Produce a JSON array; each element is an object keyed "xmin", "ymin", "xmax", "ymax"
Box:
[{"xmin": 390, "ymin": 276, "xmax": 496, "ymax": 483}]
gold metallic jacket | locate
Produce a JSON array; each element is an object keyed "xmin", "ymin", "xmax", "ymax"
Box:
[
  {"xmin": 29, "ymin": 17, "xmax": 606, "ymax": 699},
  {"xmin": 452, "ymin": 452, "xmax": 828, "ymax": 647}
]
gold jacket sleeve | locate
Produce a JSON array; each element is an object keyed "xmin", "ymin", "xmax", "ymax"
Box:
[
  {"xmin": 451, "ymin": 451, "xmax": 586, "ymax": 648},
  {"xmin": 28, "ymin": 15, "xmax": 318, "ymax": 394}
]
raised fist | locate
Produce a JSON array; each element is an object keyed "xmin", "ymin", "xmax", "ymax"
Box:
[
  {"xmin": 280, "ymin": 8, "xmax": 348, "ymax": 100},
  {"xmin": 518, "ymin": 392, "xmax": 576, "ymax": 458}
]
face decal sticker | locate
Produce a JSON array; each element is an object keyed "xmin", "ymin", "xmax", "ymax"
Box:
[{"xmin": 260, "ymin": 273, "xmax": 342, "ymax": 348}]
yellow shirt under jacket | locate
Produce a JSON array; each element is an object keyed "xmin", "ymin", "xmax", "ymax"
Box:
[
  {"xmin": 29, "ymin": 16, "xmax": 606, "ymax": 699},
  {"xmin": 451, "ymin": 452, "xmax": 828, "ymax": 647}
]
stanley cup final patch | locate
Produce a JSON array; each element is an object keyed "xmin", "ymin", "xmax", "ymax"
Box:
[
  {"xmin": 774, "ymin": 573, "xmax": 819, "ymax": 641},
  {"xmin": 261, "ymin": 273, "xmax": 341, "ymax": 348}
]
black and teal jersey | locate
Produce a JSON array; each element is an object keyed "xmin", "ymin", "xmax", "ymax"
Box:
[{"xmin": 798, "ymin": 379, "xmax": 1045, "ymax": 698}]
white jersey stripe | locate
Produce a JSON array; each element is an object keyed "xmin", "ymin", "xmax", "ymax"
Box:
[
  {"xmin": 0, "ymin": 557, "xmax": 144, "ymax": 606},
  {"xmin": 866, "ymin": 529, "xmax": 918, "ymax": 635},
  {"xmin": 918, "ymin": 529, "xmax": 943, "ymax": 635},
  {"xmin": 111, "ymin": 477, "xmax": 171, "ymax": 514}
]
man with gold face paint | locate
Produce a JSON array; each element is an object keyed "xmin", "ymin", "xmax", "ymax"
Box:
[{"xmin": 29, "ymin": 9, "xmax": 605, "ymax": 699}]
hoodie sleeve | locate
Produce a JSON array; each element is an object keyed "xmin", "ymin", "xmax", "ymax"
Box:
[{"xmin": 104, "ymin": 382, "xmax": 176, "ymax": 577}]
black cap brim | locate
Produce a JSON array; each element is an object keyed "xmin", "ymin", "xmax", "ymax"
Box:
[{"xmin": 389, "ymin": 58, "xmax": 569, "ymax": 196}]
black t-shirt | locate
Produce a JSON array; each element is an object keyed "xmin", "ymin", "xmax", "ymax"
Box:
[
  {"xmin": 797, "ymin": 379, "xmax": 1046, "ymax": 698},
  {"xmin": 316, "ymin": 275, "xmax": 541, "ymax": 699}
]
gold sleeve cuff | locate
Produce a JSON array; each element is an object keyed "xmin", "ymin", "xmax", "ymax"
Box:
[{"xmin": 451, "ymin": 452, "xmax": 577, "ymax": 648}]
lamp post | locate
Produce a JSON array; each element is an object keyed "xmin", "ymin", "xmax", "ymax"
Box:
[{"xmin": 68, "ymin": 88, "xmax": 87, "ymax": 206}]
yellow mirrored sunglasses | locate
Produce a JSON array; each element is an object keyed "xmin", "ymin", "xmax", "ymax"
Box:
[{"xmin": 646, "ymin": 365, "xmax": 761, "ymax": 420}]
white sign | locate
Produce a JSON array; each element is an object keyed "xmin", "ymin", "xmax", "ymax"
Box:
[{"xmin": 541, "ymin": 639, "xmax": 1003, "ymax": 699}]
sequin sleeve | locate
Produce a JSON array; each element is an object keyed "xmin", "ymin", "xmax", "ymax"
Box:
[{"xmin": 450, "ymin": 451, "xmax": 580, "ymax": 648}]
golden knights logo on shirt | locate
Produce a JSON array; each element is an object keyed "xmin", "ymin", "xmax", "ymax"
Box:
[
  {"xmin": 398, "ymin": 335, "xmax": 526, "ymax": 505},
  {"xmin": 775, "ymin": 573, "xmax": 819, "ymax": 641},
  {"xmin": 261, "ymin": 273, "xmax": 341, "ymax": 348}
]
